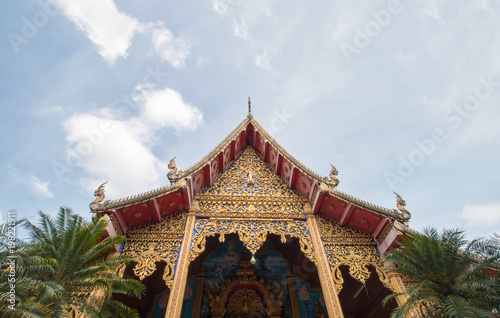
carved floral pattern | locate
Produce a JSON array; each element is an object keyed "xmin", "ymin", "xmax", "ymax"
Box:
[
  {"xmin": 189, "ymin": 218, "xmax": 316, "ymax": 264},
  {"xmin": 207, "ymin": 272, "xmax": 284, "ymax": 317},
  {"xmin": 195, "ymin": 146, "xmax": 307, "ymax": 218},
  {"xmin": 122, "ymin": 213, "xmax": 186, "ymax": 288},
  {"xmin": 316, "ymin": 214, "xmax": 392, "ymax": 293}
]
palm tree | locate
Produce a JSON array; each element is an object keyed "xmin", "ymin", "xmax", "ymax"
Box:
[
  {"xmin": 23, "ymin": 206, "xmax": 145, "ymax": 317},
  {"xmin": 0, "ymin": 217, "xmax": 56, "ymax": 317},
  {"xmin": 384, "ymin": 227, "xmax": 500, "ymax": 318}
]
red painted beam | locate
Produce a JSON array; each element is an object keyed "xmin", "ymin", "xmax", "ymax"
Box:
[
  {"xmin": 149, "ymin": 198, "xmax": 162, "ymax": 223},
  {"xmin": 218, "ymin": 151, "xmax": 224, "ymax": 175},
  {"xmin": 339, "ymin": 203, "xmax": 355, "ymax": 226},
  {"xmin": 103, "ymin": 215, "xmax": 120, "ymax": 251},
  {"xmin": 204, "ymin": 163, "xmax": 212, "ymax": 187},
  {"xmin": 113, "ymin": 209, "xmax": 128, "ymax": 234},
  {"xmin": 372, "ymin": 217, "xmax": 388, "ymax": 240},
  {"xmin": 187, "ymin": 176, "xmax": 195, "ymax": 199},
  {"xmin": 246, "ymin": 123, "xmax": 254, "ymax": 146},
  {"xmin": 240, "ymin": 130, "xmax": 247, "ymax": 150},
  {"xmin": 308, "ymin": 181, "xmax": 317, "ymax": 202},
  {"xmin": 276, "ymin": 153, "xmax": 283, "ymax": 175},
  {"xmin": 254, "ymin": 130, "xmax": 260, "ymax": 152},
  {"xmin": 182, "ymin": 186, "xmax": 191, "ymax": 212},
  {"xmin": 379, "ymin": 227, "xmax": 403, "ymax": 254},
  {"xmin": 230, "ymin": 140, "xmax": 236, "ymax": 160},
  {"xmin": 264, "ymin": 142, "xmax": 270, "ymax": 162},
  {"xmin": 289, "ymin": 166, "xmax": 299, "ymax": 189},
  {"xmin": 312, "ymin": 190, "xmax": 325, "ymax": 214}
]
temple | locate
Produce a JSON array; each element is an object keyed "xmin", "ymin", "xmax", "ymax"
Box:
[{"xmin": 92, "ymin": 101, "xmax": 414, "ymax": 318}]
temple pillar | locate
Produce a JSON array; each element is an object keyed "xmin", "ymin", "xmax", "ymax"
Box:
[
  {"xmin": 286, "ymin": 267, "xmax": 300, "ymax": 318},
  {"xmin": 191, "ymin": 268, "xmax": 205, "ymax": 318},
  {"xmin": 387, "ymin": 271, "xmax": 423, "ymax": 317},
  {"xmin": 165, "ymin": 210, "xmax": 197, "ymax": 318},
  {"xmin": 388, "ymin": 271, "xmax": 408, "ymax": 306},
  {"xmin": 305, "ymin": 208, "xmax": 344, "ymax": 318}
]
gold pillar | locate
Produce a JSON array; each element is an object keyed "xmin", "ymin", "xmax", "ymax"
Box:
[
  {"xmin": 165, "ymin": 211, "xmax": 197, "ymax": 318},
  {"xmin": 286, "ymin": 267, "xmax": 300, "ymax": 318},
  {"xmin": 306, "ymin": 212, "xmax": 344, "ymax": 318},
  {"xmin": 387, "ymin": 271, "xmax": 408, "ymax": 306},
  {"xmin": 191, "ymin": 268, "xmax": 205, "ymax": 318}
]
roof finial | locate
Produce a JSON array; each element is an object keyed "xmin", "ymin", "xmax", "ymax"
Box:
[
  {"xmin": 393, "ymin": 191, "xmax": 411, "ymax": 222},
  {"xmin": 247, "ymin": 96, "xmax": 253, "ymax": 118},
  {"xmin": 89, "ymin": 181, "xmax": 108, "ymax": 212}
]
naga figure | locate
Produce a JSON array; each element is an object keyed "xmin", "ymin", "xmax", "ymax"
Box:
[
  {"xmin": 89, "ymin": 181, "xmax": 108, "ymax": 211},
  {"xmin": 167, "ymin": 157, "xmax": 181, "ymax": 184},
  {"xmin": 324, "ymin": 164, "xmax": 340, "ymax": 188},
  {"xmin": 393, "ymin": 191, "xmax": 411, "ymax": 220}
]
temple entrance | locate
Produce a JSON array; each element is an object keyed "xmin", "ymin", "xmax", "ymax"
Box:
[
  {"xmin": 113, "ymin": 232, "xmax": 398, "ymax": 318},
  {"xmin": 338, "ymin": 265, "xmax": 398, "ymax": 317},
  {"xmin": 181, "ymin": 233, "xmax": 328, "ymax": 318}
]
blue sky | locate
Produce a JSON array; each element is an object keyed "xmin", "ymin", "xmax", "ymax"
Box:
[{"xmin": 1, "ymin": 0, "xmax": 499, "ymax": 239}]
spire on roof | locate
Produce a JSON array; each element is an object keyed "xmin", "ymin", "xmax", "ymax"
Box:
[{"xmin": 247, "ymin": 96, "xmax": 253, "ymax": 118}]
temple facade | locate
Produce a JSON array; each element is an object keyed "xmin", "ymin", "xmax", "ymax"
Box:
[{"xmin": 92, "ymin": 105, "xmax": 413, "ymax": 318}]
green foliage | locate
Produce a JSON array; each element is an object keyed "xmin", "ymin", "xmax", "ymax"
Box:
[
  {"xmin": 384, "ymin": 227, "xmax": 500, "ymax": 318},
  {"xmin": 1, "ymin": 217, "xmax": 56, "ymax": 317},
  {"xmin": 0, "ymin": 207, "xmax": 145, "ymax": 318}
]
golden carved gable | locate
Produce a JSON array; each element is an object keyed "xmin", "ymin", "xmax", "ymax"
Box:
[
  {"xmin": 316, "ymin": 214, "xmax": 392, "ymax": 293},
  {"xmin": 122, "ymin": 212, "xmax": 186, "ymax": 287},
  {"xmin": 196, "ymin": 146, "xmax": 307, "ymax": 218}
]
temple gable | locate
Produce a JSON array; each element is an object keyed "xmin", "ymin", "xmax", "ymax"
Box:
[{"xmin": 195, "ymin": 146, "xmax": 307, "ymax": 219}]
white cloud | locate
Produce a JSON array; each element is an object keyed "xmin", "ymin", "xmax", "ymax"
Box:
[
  {"xmin": 37, "ymin": 105, "xmax": 64, "ymax": 118},
  {"xmin": 150, "ymin": 26, "xmax": 191, "ymax": 68},
  {"xmin": 212, "ymin": 0, "xmax": 230, "ymax": 16},
  {"xmin": 28, "ymin": 175, "xmax": 54, "ymax": 198},
  {"xmin": 421, "ymin": 0, "xmax": 444, "ymax": 20},
  {"xmin": 64, "ymin": 114, "xmax": 164, "ymax": 197},
  {"xmin": 53, "ymin": 0, "xmax": 139, "ymax": 64},
  {"xmin": 196, "ymin": 56, "xmax": 210, "ymax": 66},
  {"xmin": 459, "ymin": 202, "xmax": 500, "ymax": 228},
  {"xmin": 134, "ymin": 85, "xmax": 203, "ymax": 133},
  {"xmin": 62, "ymin": 87, "xmax": 202, "ymax": 197},
  {"xmin": 255, "ymin": 49, "xmax": 273, "ymax": 72},
  {"xmin": 233, "ymin": 19, "xmax": 249, "ymax": 39},
  {"xmin": 53, "ymin": 0, "xmax": 191, "ymax": 67}
]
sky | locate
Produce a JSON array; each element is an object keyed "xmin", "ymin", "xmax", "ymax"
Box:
[{"xmin": 1, "ymin": 0, "xmax": 499, "ymax": 240}]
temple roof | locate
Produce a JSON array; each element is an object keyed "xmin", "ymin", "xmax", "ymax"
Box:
[{"xmin": 94, "ymin": 111, "xmax": 412, "ymax": 251}]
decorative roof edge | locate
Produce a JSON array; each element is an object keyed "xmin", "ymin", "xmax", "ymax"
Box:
[
  {"xmin": 96, "ymin": 115, "xmax": 410, "ymax": 222},
  {"xmin": 95, "ymin": 118, "xmax": 250, "ymax": 212},
  {"xmin": 323, "ymin": 186, "xmax": 405, "ymax": 221},
  {"xmin": 97, "ymin": 181, "xmax": 184, "ymax": 211},
  {"xmin": 250, "ymin": 119, "xmax": 324, "ymax": 181},
  {"xmin": 250, "ymin": 119, "xmax": 410, "ymax": 221},
  {"xmin": 179, "ymin": 117, "xmax": 251, "ymax": 177}
]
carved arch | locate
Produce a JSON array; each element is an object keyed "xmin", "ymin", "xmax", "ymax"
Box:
[
  {"xmin": 188, "ymin": 218, "xmax": 316, "ymax": 264},
  {"xmin": 316, "ymin": 214, "xmax": 393, "ymax": 293},
  {"xmin": 121, "ymin": 213, "xmax": 186, "ymax": 288},
  {"xmin": 207, "ymin": 273, "xmax": 284, "ymax": 318}
]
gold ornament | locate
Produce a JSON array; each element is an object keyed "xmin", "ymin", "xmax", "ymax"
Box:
[
  {"xmin": 121, "ymin": 213, "xmax": 186, "ymax": 288},
  {"xmin": 89, "ymin": 181, "xmax": 108, "ymax": 211},
  {"xmin": 207, "ymin": 264, "xmax": 284, "ymax": 318},
  {"xmin": 189, "ymin": 218, "xmax": 316, "ymax": 264},
  {"xmin": 167, "ymin": 157, "xmax": 181, "ymax": 184},
  {"xmin": 195, "ymin": 146, "xmax": 307, "ymax": 219},
  {"xmin": 324, "ymin": 164, "xmax": 339, "ymax": 188},
  {"xmin": 316, "ymin": 214, "xmax": 392, "ymax": 293},
  {"xmin": 394, "ymin": 191, "xmax": 411, "ymax": 220}
]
